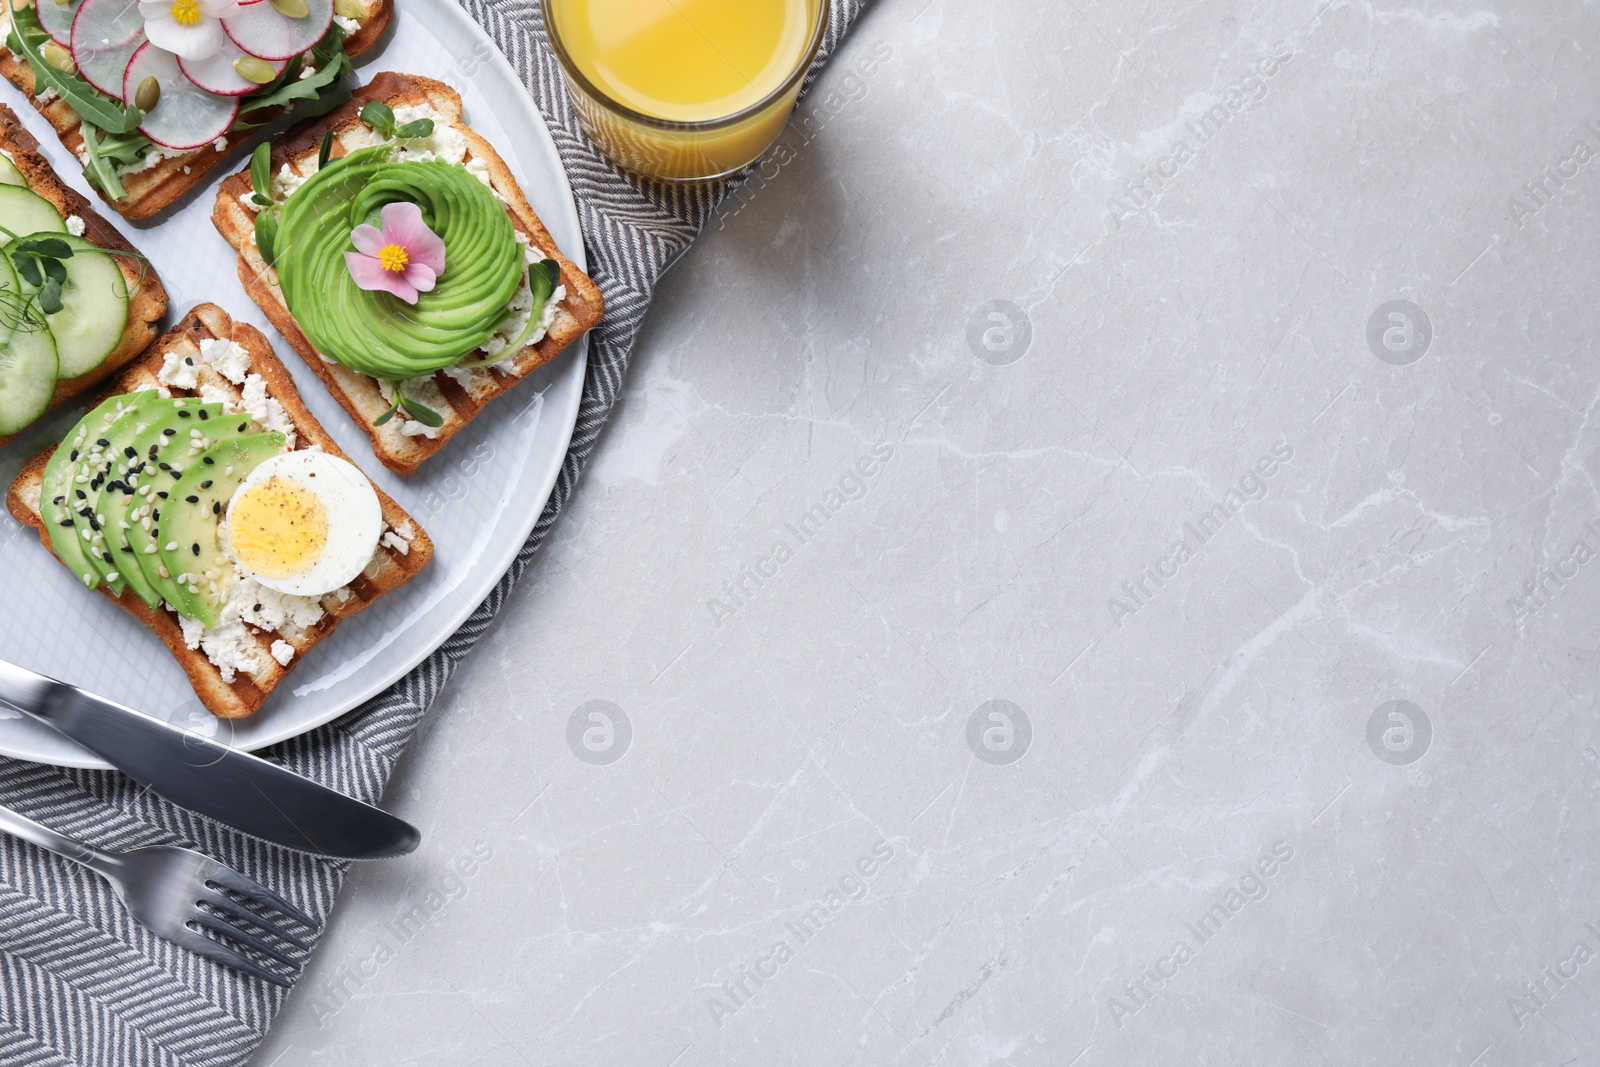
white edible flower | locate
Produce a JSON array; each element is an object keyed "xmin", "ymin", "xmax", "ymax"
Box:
[{"xmin": 138, "ymin": 0, "xmax": 246, "ymax": 60}]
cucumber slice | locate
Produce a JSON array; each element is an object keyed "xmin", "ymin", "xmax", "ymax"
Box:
[
  {"xmin": 34, "ymin": 234, "xmax": 131, "ymax": 380},
  {"xmin": 0, "ymin": 314, "xmax": 57, "ymax": 436},
  {"xmin": 0, "ymin": 153, "xmax": 27, "ymax": 189},
  {"xmin": 0, "ymin": 186, "xmax": 65, "ymax": 247}
]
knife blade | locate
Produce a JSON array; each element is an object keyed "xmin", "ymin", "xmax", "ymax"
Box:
[{"xmin": 0, "ymin": 659, "xmax": 420, "ymax": 859}]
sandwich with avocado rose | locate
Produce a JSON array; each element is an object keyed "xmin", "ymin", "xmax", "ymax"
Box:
[{"xmin": 212, "ymin": 73, "xmax": 603, "ymax": 474}]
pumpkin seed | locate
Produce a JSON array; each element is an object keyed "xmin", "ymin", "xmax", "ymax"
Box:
[
  {"xmin": 333, "ymin": 0, "xmax": 362, "ymax": 17},
  {"xmin": 269, "ymin": 0, "xmax": 309, "ymax": 17},
  {"xmin": 41, "ymin": 41, "xmax": 75, "ymax": 74},
  {"xmin": 134, "ymin": 75, "xmax": 160, "ymax": 114},
  {"xmin": 232, "ymin": 56, "xmax": 277, "ymax": 84}
]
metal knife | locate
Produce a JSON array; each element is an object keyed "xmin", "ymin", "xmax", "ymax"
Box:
[{"xmin": 0, "ymin": 659, "xmax": 420, "ymax": 860}]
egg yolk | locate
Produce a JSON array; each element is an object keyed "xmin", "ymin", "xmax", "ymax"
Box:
[{"xmin": 229, "ymin": 476, "xmax": 328, "ymax": 579}]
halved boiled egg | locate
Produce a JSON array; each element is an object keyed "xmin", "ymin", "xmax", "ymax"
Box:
[{"xmin": 225, "ymin": 450, "xmax": 383, "ymax": 596}]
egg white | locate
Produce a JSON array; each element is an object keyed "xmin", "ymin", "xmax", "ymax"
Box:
[{"xmin": 225, "ymin": 450, "xmax": 383, "ymax": 596}]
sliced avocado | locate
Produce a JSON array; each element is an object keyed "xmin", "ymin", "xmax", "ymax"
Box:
[
  {"xmin": 110, "ymin": 399, "xmax": 227, "ymax": 609},
  {"xmin": 160, "ymin": 432, "xmax": 286, "ymax": 627},
  {"xmin": 40, "ymin": 391, "xmax": 159, "ymax": 594},
  {"xmin": 76, "ymin": 392, "xmax": 183, "ymax": 597}
]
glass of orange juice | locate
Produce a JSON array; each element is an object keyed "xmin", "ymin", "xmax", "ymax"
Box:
[{"xmin": 541, "ymin": 0, "xmax": 831, "ymax": 182}]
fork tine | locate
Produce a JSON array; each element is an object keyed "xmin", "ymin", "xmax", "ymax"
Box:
[
  {"xmin": 190, "ymin": 913, "xmax": 303, "ymax": 969},
  {"xmin": 204, "ymin": 867, "xmax": 317, "ymax": 929},
  {"xmin": 173, "ymin": 928, "xmax": 294, "ymax": 988},
  {"xmin": 199, "ymin": 890, "xmax": 312, "ymax": 950}
]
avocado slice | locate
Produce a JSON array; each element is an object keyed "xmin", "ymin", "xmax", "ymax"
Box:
[
  {"xmin": 159, "ymin": 432, "xmax": 286, "ymax": 627},
  {"xmin": 41, "ymin": 391, "xmax": 161, "ymax": 595},
  {"xmin": 112, "ymin": 399, "xmax": 228, "ymax": 609}
]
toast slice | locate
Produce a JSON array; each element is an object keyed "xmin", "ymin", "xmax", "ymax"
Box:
[
  {"xmin": 5, "ymin": 302, "xmax": 433, "ymax": 719},
  {"xmin": 0, "ymin": 0, "xmax": 392, "ymax": 220},
  {"xmin": 0, "ymin": 102, "xmax": 167, "ymax": 447},
  {"xmin": 211, "ymin": 72, "xmax": 604, "ymax": 475}
]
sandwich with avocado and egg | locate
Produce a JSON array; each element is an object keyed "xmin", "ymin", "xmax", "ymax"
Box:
[
  {"xmin": 0, "ymin": 0, "xmax": 391, "ymax": 219},
  {"xmin": 211, "ymin": 72, "xmax": 604, "ymax": 475},
  {"xmin": 0, "ymin": 103, "xmax": 167, "ymax": 445},
  {"xmin": 6, "ymin": 302, "xmax": 433, "ymax": 719}
]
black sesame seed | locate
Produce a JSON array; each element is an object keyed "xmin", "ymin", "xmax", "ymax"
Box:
[
  {"xmin": 203, "ymin": 456, "xmax": 215, "ymax": 465},
  {"xmin": 96, "ymin": 438, "xmax": 109, "ymax": 447},
  {"xmin": 199, "ymin": 480, "xmax": 212, "ymax": 489},
  {"xmin": 169, "ymin": 471, "xmax": 181, "ymax": 480},
  {"xmin": 51, "ymin": 495, "xmax": 63, "ymax": 505},
  {"xmin": 191, "ymin": 543, "xmax": 200, "ymax": 556},
  {"xmin": 178, "ymin": 410, "xmax": 191, "ymax": 418},
  {"xmin": 185, "ymin": 495, "xmax": 198, "ymax": 503},
  {"xmin": 123, "ymin": 446, "xmax": 135, "ymax": 458},
  {"xmin": 212, "ymin": 502, "xmax": 221, "ymax": 515},
  {"xmin": 68, "ymin": 449, "xmax": 79, "ymax": 461},
  {"xmin": 157, "ymin": 462, "xmax": 171, "ymax": 471},
  {"xmin": 162, "ymin": 428, "xmax": 176, "ymax": 436},
  {"xmin": 198, "ymin": 410, "xmax": 210, "ymax": 421},
  {"xmin": 102, "ymin": 553, "xmax": 112, "ymax": 564},
  {"xmin": 120, "ymin": 546, "xmax": 132, "ymax": 554},
  {"xmin": 156, "ymin": 492, "xmax": 168, "ymax": 499},
  {"xmin": 57, "ymin": 519, "xmax": 72, "ymax": 527},
  {"xmin": 237, "ymin": 422, "xmax": 248, "ymax": 432},
  {"xmin": 253, "ymin": 603, "xmax": 262, "ymax": 612},
  {"xmin": 75, "ymin": 490, "xmax": 86, "ymax": 500}
]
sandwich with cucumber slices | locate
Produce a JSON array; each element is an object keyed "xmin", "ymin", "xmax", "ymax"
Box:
[
  {"xmin": 0, "ymin": 0, "xmax": 391, "ymax": 218},
  {"xmin": 0, "ymin": 104, "xmax": 166, "ymax": 445}
]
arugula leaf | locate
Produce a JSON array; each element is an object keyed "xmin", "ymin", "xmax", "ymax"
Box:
[
  {"xmin": 6, "ymin": 7, "xmax": 141, "ymax": 134},
  {"xmin": 359, "ymin": 100, "xmax": 395, "ymax": 135},
  {"xmin": 318, "ymin": 129, "xmax": 334, "ymax": 169},
  {"xmin": 250, "ymin": 142, "xmax": 273, "ymax": 201},
  {"xmin": 76, "ymin": 116, "xmax": 157, "ymax": 203},
  {"xmin": 232, "ymin": 42, "xmax": 353, "ymax": 128}
]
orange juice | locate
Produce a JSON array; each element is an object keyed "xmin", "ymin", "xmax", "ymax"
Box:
[
  {"xmin": 545, "ymin": 0, "xmax": 827, "ymax": 180},
  {"xmin": 552, "ymin": 0, "xmax": 815, "ymax": 122}
]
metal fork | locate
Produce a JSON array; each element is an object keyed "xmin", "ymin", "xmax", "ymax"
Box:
[{"xmin": 0, "ymin": 802, "xmax": 318, "ymax": 986}]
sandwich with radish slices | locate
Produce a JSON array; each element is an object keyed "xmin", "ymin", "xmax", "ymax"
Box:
[{"xmin": 0, "ymin": 0, "xmax": 390, "ymax": 218}]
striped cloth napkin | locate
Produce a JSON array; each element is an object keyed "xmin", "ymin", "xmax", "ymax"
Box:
[{"xmin": 0, "ymin": 0, "xmax": 871, "ymax": 1062}]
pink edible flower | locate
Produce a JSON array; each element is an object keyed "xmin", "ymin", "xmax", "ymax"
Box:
[{"xmin": 344, "ymin": 202, "xmax": 446, "ymax": 305}]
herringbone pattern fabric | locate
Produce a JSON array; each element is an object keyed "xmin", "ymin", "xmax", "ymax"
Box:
[{"xmin": 0, "ymin": 0, "xmax": 871, "ymax": 1061}]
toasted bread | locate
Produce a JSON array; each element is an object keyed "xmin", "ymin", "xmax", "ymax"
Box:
[
  {"xmin": 0, "ymin": 0, "xmax": 392, "ymax": 220},
  {"xmin": 0, "ymin": 103, "xmax": 167, "ymax": 448},
  {"xmin": 211, "ymin": 72, "xmax": 604, "ymax": 475},
  {"xmin": 5, "ymin": 302, "xmax": 433, "ymax": 719}
]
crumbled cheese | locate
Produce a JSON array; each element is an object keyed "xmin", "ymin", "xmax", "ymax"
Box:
[
  {"xmin": 238, "ymin": 190, "xmax": 261, "ymax": 215},
  {"xmin": 240, "ymin": 373, "xmax": 296, "ymax": 444},
  {"xmin": 182, "ymin": 165, "xmax": 191, "ymax": 174},
  {"xmin": 198, "ymin": 338, "xmax": 251, "ymax": 384},
  {"xmin": 157, "ymin": 350, "xmax": 200, "ymax": 390},
  {"xmin": 272, "ymin": 161, "xmax": 309, "ymax": 200},
  {"xmin": 35, "ymin": 87, "xmax": 58, "ymax": 104},
  {"xmin": 270, "ymin": 640, "xmax": 295, "ymax": 666},
  {"xmin": 212, "ymin": 136, "xmax": 228, "ymax": 152},
  {"xmin": 198, "ymin": 383, "xmax": 237, "ymax": 412},
  {"xmin": 441, "ymin": 364, "xmax": 479, "ymax": 390},
  {"xmin": 298, "ymin": 64, "xmax": 317, "ymax": 80},
  {"xmin": 462, "ymin": 155, "xmax": 502, "ymax": 200},
  {"xmin": 380, "ymin": 531, "xmax": 409, "ymax": 555},
  {"xmin": 64, "ymin": 214, "xmax": 85, "ymax": 237},
  {"xmin": 334, "ymin": 14, "xmax": 360, "ymax": 33}
]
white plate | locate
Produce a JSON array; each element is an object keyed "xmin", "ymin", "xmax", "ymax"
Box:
[{"xmin": 0, "ymin": 1, "xmax": 587, "ymax": 768}]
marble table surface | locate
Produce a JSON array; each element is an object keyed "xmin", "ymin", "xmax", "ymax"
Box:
[{"xmin": 251, "ymin": 0, "xmax": 1600, "ymax": 1062}]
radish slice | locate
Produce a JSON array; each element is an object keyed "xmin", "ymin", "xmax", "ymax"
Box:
[
  {"xmin": 36, "ymin": 0, "xmax": 83, "ymax": 48},
  {"xmin": 74, "ymin": 31, "xmax": 144, "ymax": 97},
  {"xmin": 221, "ymin": 0, "xmax": 331, "ymax": 61},
  {"xmin": 179, "ymin": 37, "xmax": 286, "ymax": 95},
  {"xmin": 70, "ymin": 0, "xmax": 144, "ymax": 52},
  {"xmin": 122, "ymin": 43, "xmax": 240, "ymax": 151}
]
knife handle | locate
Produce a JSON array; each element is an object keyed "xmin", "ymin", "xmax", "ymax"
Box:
[{"xmin": 0, "ymin": 803, "xmax": 101, "ymax": 868}]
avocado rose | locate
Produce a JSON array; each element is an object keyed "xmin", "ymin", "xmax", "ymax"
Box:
[{"xmin": 274, "ymin": 145, "xmax": 524, "ymax": 379}]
